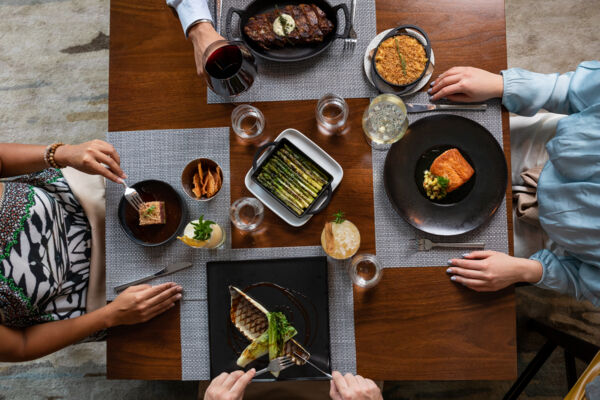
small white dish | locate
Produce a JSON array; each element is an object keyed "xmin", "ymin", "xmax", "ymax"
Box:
[
  {"xmin": 363, "ymin": 28, "xmax": 436, "ymax": 96},
  {"xmin": 245, "ymin": 128, "xmax": 343, "ymax": 227}
]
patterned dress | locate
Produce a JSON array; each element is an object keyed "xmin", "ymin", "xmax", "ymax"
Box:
[{"xmin": 0, "ymin": 169, "xmax": 91, "ymax": 328}]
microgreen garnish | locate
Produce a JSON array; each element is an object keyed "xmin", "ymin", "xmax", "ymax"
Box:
[
  {"xmin": 333, "ymin": 210, "xmax": 345, "ymax": 224},
  {"xmin": 142, "ymin": 205, "xmax": 156, "ymax": 217},
  {"xmin": 437, "ymin": 176, "xmax": 449, "ymax": 189},
  {"xmin": 394, "ymin": 37, "xmax": 407, "ymax": 76},
  {"xmin": 191, "ymin": 215, "xmax": 215, "ymax": 241}
]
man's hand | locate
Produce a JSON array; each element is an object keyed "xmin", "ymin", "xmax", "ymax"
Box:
[
  {"xmin": 447, "ymin": 251, "xmax": 543, "ymax": 292},
  {"xmin": 428, "ymin": 66, "xmax": 504, "ymax": 102},
  {"xmin": 188, "ymin": 22, "xmax": 225, "ymax": 78},
  {"xmin": 204, "ymin": 369, "xmax": 255, "ymax": 400},
  {"xmin": 330, "ymin": 371, "xmax": 382, "ymax": 400}
]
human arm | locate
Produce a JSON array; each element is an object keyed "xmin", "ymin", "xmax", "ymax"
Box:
[
  {"xmin": 430, "ymin": 61, "xmax": 600, "ymax": 116},
  {"xmin": 447, "ymin": 250, "xmax": 543, "ymax": 292},
  {"xmin": 166, "ymin": 0, "xmax": 225, "ymax": 77},
  {"xmin": 204, "ymin": 369, "xmax": 255, "ymax": 400},
  {"xmin": 0, "ymin": 282, "xmax": 182, "ymax": 362},
  {"xmin": 529, "ymin": 249, "xmax": 600, "ymax": 306},
  {"xmin": 0, "ymin": 140, "xmax": 126, "ymax": 183},
  {"xmin": 329, "ymin": 371, "xmax": 382, "ymax": 400}
]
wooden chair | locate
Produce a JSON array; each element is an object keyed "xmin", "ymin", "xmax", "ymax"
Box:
[
  {"xmin": 503, "ymin": 319, "xmax": 600, "ymax": 400},
  {"xmin": 564, "ymin": 351, "xmax": 600, "ymax": 400}
]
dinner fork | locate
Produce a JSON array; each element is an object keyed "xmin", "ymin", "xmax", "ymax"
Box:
[
  {"xmin": 122, "ymin": 180, "xmax": 144, "ymax": 211},
  {"xmin": 254, "ymin": 356, "xmax": 296, "ymax": 377},
  {"xmin": 344, "ymin": 0, "xmax": 357, "ymax": 50},
  {"xmin": 417, "ymin": 238, "xmax": 485, "ymax": 251}
]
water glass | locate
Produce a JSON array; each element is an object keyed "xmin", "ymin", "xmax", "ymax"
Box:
[
  {"xmin": 316, "ymin": 93, "xmax": 349, "ymax": 136},
  {"xmin": 231, "ymin": 104, "xmax": 265, "ymax": 143},
  {"xmin": 348, "ymin": 254, "xmax": 383, "ymax": 289},
  {"xmin": 230, "ymin": 197, "xmax": 264, "ymax": 232},
  {"xmin": 362, "ymin": 93, "xmax": 408, "ymax": 150}
]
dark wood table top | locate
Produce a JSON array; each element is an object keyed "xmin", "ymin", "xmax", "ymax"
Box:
[{"xmin": 107, "ymin": 0, "xmax": 515, "ymax": 381}]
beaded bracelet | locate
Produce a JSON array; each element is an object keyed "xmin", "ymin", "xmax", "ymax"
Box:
[{"xmin": 44, "ymin": 142, "xmax": 65, "ymax": 169}]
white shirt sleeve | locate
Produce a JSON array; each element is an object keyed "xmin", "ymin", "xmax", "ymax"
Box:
[{"xmin": 166, "ymin": 0, "xmax": 213, "ymax": 37}]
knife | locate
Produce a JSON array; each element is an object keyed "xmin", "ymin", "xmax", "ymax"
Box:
[
  {"xmin": 406, "ymin": 103, "xmax": 487, "ymax": 113},
  {"xmin": 114, "ymin": 262, "xmax": 193, "ymax": 293}
]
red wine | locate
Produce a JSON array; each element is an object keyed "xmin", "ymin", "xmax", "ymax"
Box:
[{"xmin": 205, "ymin": 44, "xmax": 256, "ymax": 98}]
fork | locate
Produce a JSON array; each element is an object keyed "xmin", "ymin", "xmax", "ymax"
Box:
[
  {"xmin": 343, "ymin": 0, "xmax": 357, "ymax": 50},
  {"xmin": 122, "ymin": 180, "xmax": 144, "ymax": 211},
  {"xmin": 254, "ymin": 356, "xmax": 296, "ymax": 377},
  {"xmin": 417, "ymin": 238, "xmax": 485, "ymax": 251}
]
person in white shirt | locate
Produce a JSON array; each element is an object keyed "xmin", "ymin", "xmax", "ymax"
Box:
[{"xmin": 167, "ymin": 0, "xmax": 225, "ymax": 77}]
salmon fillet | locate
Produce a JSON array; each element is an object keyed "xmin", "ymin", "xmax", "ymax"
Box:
[{"xmin": 430, "ymin": 148, "xmax": 474, "ymax": 192}]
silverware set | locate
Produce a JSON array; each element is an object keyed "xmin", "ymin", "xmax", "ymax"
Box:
[{"xmin": 254, "ymin": 353, "xmax": 333, "ymax": 379}]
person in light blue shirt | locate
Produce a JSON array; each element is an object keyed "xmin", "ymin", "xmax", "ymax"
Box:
[{"xmin": 428, "ymin": 61, "xmax": 600, "ymax": 306}]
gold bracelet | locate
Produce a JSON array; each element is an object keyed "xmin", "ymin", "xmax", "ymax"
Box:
[{"xmin": 44, "ymin": 142, "xmax": 65, "ymax": 169}]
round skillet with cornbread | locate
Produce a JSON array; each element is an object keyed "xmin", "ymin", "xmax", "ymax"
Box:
[{"xmin": 383, "ymin": 115, "xmax": 507, "ymax": 236}]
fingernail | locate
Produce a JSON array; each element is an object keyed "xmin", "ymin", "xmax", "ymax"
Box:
[
  {"xmin": 117, "ymin": 178, "xmax": 125, "ymax": 185},
  {"xmin": 447, "ymin": 259, "xmax": 453, "ymax": 265},
  {"xmin": 177, "ymin": 285, "xmax": 183, "ymax": 290},
  {"xmin": 430, "ymin": 81, "xmax": 435, "ymax": 86},
  {"xmin": 446, "ymin": 268, "xmax": 453, "ymax": 274},
  {"xmin": 427, "ymin": 88, "xmax": 432, "ymax": 95},
  {"xmin": 429, "ymin": 95, "xmax": 434, "ymax": 101},
  {"xmin": 122, "ymin": 173, "xmax": 128, "ymax": 179},
  {"xmin": 450, "ymin": 275, "xmax": 457, "ymax": 281},
  {"xmin": 462, "ymin": 253, "xmax": 470, "ymax": 258},
  {"xmin": 176, "ymin": 294, "xmax": 182, "ymax": 299}
]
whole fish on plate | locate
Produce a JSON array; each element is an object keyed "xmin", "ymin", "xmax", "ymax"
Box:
[{"xmin": 229, "ymin": 286, "xmax": 310, "ymax": 376}]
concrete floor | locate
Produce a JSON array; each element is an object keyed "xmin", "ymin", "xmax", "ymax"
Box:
[{"xmin": 0, "ymin": 0, "xmax": 599, "ymax": 399}]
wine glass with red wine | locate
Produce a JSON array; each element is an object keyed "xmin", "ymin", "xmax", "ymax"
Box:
[{"xmin": 203, "ymin": 40, "xmax": 257, "ymax": 98}]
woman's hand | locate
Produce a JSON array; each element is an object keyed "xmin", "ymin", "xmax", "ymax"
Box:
[
  {"xmin": 105, "ymin": 282, "xmax": 183, "ymax": 327},
  {"xmin": 330, "ymin": 371, "xmax": 382, "ymax": 400},
  {"xmin": 204, "ymin": 369, "xmax": 255, "ymax": 400},
  {"xmin": 188, "ymin": 22, "xmax": 226, "ymax": 78},
  {"xmin": 447, "ymin": 251, "xmax": 543, "ymax": 292},
  {"xmin": 54, "ymin": 139, "xmax": 127, "ymax": 183},
  {"xmin": 428, "ymin": 67, "xmax": 504, "ymax": 102}
]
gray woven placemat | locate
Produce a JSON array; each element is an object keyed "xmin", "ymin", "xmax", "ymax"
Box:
[
  {"xmin": 105, "ymin": 128, "xmax": 356, "ymax": 381},
  {"xmin": 105, "ymin": 128, "xmax": 231, "ymax": 302},
  {"xmin": 180, "ymin": 247, "xmax": 357, "ymax": 380},
  {"xmin": 372, "ymin": 93, "xmax": 509, "ymax": 267},
  {"xmin": 206, "ymin": 0, "xmax": 378, "ymax": 103}
]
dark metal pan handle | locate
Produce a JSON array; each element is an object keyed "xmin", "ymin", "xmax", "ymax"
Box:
[
  {"xmin": 252, "ymin": 142, "xmax": 277, "ymax": 172},
  {"xmin": 333, "ymin": 3, "xmax": 351, "ymax": 39},
  {"xmin": 225, "ymin": 7, "xmax": 245, "ymax": 41},
  {"xmin": 307, "ymin": 185, "xmax": 333, "ymax": 215}
]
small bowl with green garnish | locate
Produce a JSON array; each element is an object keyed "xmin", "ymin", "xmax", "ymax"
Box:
[{"xmin": 371, "ymin": 25, "xmax": 431, "ymax": 93}]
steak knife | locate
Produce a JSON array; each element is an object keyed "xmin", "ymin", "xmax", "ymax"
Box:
[
  {"xmin": 406, "ymin": 103, "xmax": 487, "ymax": 113},
  {"xmin": 114, "ymin": 262, "xmax": 193, "ymax": 292}
]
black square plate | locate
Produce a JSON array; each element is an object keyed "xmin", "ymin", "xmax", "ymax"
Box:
[{"xmin": 207, "ymin": 256, "xmax": 331, "ymax": 381}]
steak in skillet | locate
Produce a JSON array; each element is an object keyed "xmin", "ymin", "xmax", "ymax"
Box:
[{"xmin": 243, "ymin": 4, "xmax": 334, "ymax": 50}]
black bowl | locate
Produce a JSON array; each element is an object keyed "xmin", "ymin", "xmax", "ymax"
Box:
[
  {"xmin": 118, "ymin": 180, "xmax": 186, "ymax": 246},
  {"xmin": 371, "ymin": 25, "xmax": 432, "ymax": 93},
  {"xmin": 383, "ymin": 115, "xmax": 507, "ymax": 236}
]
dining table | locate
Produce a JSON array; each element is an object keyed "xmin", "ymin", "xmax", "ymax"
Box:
[{"xmin": 106, "ymin": 0, "xmax": 516, "ymax": 381}]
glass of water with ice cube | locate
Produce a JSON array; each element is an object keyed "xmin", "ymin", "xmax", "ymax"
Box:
[{"xmin": 361, "ymin": 94, "xmax": 408, "ymax": 150}]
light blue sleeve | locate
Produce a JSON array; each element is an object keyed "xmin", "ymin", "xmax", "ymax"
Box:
[
  {"xmin": 530, "ymin": 249, "xmax": 600, "ymax": 307},
  {"xmin": 167, "ymin": 0, "xmax": 213, "ymax": 37},
  {"xmin": 501, "ymin": 61, "xmax": 600, "ymax": 116}
]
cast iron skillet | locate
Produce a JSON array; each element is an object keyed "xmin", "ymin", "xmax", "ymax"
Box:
[
  {"xmin": 226, "ymin": 0, "xmax": 350, "ymax": 62},
  {"xmin": 251, "ymin": 138, "xmax": 334, "ymax": 218},
  {"xmin": 383, "ymin": 115, "xmax": 507, "ymax": 236},
  {"xmin": 371, "ymin": 25, "xmax": 432, "ymax": 94}
]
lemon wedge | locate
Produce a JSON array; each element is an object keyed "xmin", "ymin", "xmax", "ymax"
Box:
[{"xmin": 177, "ymin": 235, "xmax": 207, "ymax": 248}]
